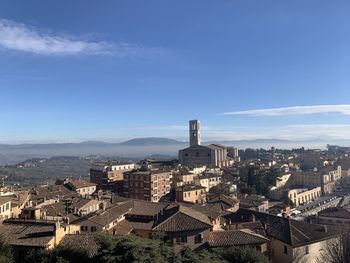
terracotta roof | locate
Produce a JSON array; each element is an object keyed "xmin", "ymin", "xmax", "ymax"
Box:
[
  {"xmin": 208, "ymin": 229, "xmax": 269, "ymax": 248},
  {"xmin": 208, "ymin": 195, "xmax": 239, "ymax": 210},
  {"xmin": 0, "ymin": 220, "xmax": 55, "ymax": 248},
  {"xmin": 0, "ymin": 196, "xmax": 12, "ymax": 206},
  {"xmin": 318, "ymin": 207, "xmax": 350, "ymax": 219},
  {"xmin": 127, "ymin": 201, "xmax": 175, "ymax": 217},
  {"xmin": 30, "ymin": 185, "xmax": 78, "ymax": 204},
  {"xmin": 126, "ymin": 201, "xmax": 212, "ymax": 233},
  {"xmin": 227, "ymin": 208, "xmax": 340, "ymax": 247},
  {"xmin": 191, "ymin": 203, "xmax": 223, "ymax": 220},
  {"xmin": 153, "ymin": 205, "xmax": 212, "ymax": 232},
  {"xmin": 79, "ymin": 201, "xmax": 133, "ymax": 227},
  {"xmin": 41, "ymin": 202, "xmax": 66, "ymax": 217},
  {"xmin": 67, "ymin": 180, "xmax": 97, "ymax": 189},
  {"xmin": 176, "ymin": 184, "xmax": 206, "ymax": 192},
  {"xmin": 109, "ymin": 220, "xmax": 133, "ymax": 236},
  {"xmin": 237, "ymin": 221, "xmax": 266, "ymax": 236},
  {"xmin": 59, "ymin": 234, "xmax": 100, "ymax": 257}
]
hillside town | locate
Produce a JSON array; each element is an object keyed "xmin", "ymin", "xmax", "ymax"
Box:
[{"xmin": 0, "ymin": 120, "xmax": 350, "ymax": 262}]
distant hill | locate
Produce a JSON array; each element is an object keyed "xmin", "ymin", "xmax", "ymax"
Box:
[
  {"xmin": 119, "ymin": 137, "xmax": 185, "ymax": 146},
  {"xmin": 0, "ymin": 137, "xmax": 348, "ymax": 166}
]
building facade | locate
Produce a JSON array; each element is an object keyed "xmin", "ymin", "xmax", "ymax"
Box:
[
  {"xmin": 175, "ymin": 184, "xmax": 206, "ymax": 204},
  {"xmin": 288, "ymin": 187, "xmax": 321, "ymax": 207},
  {"xmin": 179, "ymin": 120, "xmax": 230, "ymax": 168},
  {"xmin": 124, "ymin": 169, "xmax": 172, "ymax": 202}
]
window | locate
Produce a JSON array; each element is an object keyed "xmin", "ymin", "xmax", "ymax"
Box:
[
  {"xmin": 80, "ymin": 226, "xmax": 88, "ymax": 232},
  {"xmin": 305, "ymin": 246, "xmax": 309, "ymax": 254},
  {"xmin": 176, "ymin": 235, "xmax": 187, "ymax": 244},
  {"xmin": 91, "ymin": 226, "xmax": 97, "ymax": 232},
  {"xmin": 6, "ymin": 203, "xmax": 9, "ymax": 211},
  {"xmin": 284, "ymin": 245, "xmax": 288, "ymax": 255},
  {"xmin": 194, "ymin": 233, "xmax": 203, "ymax": 244}
]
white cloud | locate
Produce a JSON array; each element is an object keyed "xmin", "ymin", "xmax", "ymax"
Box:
[
  {"xmin": 0, "ymin": 19, "xmax": 155, "ymax": 56},
  {"xmin": 223, "ymin": 105, "xmax": 350, "ymax": 117},
  {"xmin": 196, "ymin": 123, "xmax": 350, "ymax": 141}
]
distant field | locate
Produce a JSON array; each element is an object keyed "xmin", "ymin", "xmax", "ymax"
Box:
[{"xmin": 0, "ymin": 156, "xmax": 95, "ymax": 186}]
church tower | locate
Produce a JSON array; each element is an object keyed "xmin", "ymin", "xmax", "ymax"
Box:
[{"xmin": 189, "ymin": 120, "xmax": 201, "ymax": 146}]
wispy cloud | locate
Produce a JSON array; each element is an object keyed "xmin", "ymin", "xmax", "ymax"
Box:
[
  {"xmin": 198, "ymin": 124, "xmax": 350, "ymax": 141},
  {"xmin": 0, "ymin": 19, "xmax": 159, "ymax": 56},
  {"xmin": 223, "ymin": 105, "xmax": 350, "ymax": 117}
]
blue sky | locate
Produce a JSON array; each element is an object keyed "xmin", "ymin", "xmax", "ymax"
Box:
[{"xmin": 1, "ymin": 0, "xmax": 350, "ymax": 143}]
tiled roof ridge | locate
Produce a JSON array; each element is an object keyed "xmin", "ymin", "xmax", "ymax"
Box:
[
  {"xmin": 178, "ymin": 206, "xmax": 212, "ymax": 226},
  {"xmin": 152, "ymin": 208, "xmax": 181, "ymax": 230},
  {"xmin": 153, "ymin": 206, "xmax": 212, "ymax": 230},
  {"xmin": 240, "ymin": 229, "xmax": 269, "ymax": 241},
  {"xmin": 290, "ymin": 221, "xmax": 312, "ymax": 246}
]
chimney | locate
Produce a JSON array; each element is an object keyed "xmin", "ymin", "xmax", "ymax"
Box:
[
  {"xmin": 251, "ymin": 214, "xmax": 256, "ymax": 222},
  {"xmin": 263, "ymin": 223, "xmax": 267, "ymax": 230}
]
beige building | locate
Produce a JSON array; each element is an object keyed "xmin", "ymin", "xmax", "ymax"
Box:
[
  {"xmin": 194, "ymin": 173, "xmax": 222, "ymax": 192},
  {"xmin": 65, "ymin": 179, "xmax": 97, "ymax": 198},
  {"xmin": 90, "ymin": 161, "xmax": 135, "ymax": 191},
  {"xmin": 0, "ymin": 197, "xmax": 12, "ymax": 220},
  {"xmin": 270, "ymin": 173, "xmax": 291, "ymax": 191},
  {"xmin": 124, "ymin": 169, "xmax": 172, "ymax": 202},
  {"xmin": 231, "ymin": 209, "xmax": 340, "ymax": 263},
  {"xmin": 175, "ymin": 184, "xmax": 206, "ymax": 204},
  {"xmin": 0, "ymin": 219, "xmax": 80, "ymax": 262},
  {"xmin": 126, "ymin": 201, "xmax": 213, "ymax": 252},
  {"xmin": 291, "ymin": 166, "xmax": 342, "ymax": 194},
  {"xmin": 73, "ymin": 201, "xmax": 133, "ymax": 233},
  {"xmin": 173, "ymin": 172, "xmax": 195, "ymax": 187},
  {"xmin": 288, "ymin": 187, "xmax": 321, "ymax": 206}
]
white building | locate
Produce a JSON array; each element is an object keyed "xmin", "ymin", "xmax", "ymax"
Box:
[{"xmin": 65, "ymin": 180, "xmax": 97, "ymax": 198}]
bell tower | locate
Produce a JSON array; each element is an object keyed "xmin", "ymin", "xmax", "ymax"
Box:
[{"xmin": 189, "ymin": 120, "xmax": 201, "ymax": 146}]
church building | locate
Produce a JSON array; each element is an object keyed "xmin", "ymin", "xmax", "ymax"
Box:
[{"xmin": 178, "ymin": 120, "xmax": 231, "ymax": 168}]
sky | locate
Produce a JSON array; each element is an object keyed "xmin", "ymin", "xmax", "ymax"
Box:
[{"xmin": 1, "ymin": 0, "xmax": 350, "ymax": 143}]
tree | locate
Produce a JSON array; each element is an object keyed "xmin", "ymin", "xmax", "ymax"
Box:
[
  {"xmin": 208, "ymin": 183, "xmax": 232, "ymax": 199},
  {"xmin": 281, "ymin": 191, "xmax": 294, "ymax": 207},
  {"xmin": 213, "ymin": 247, "xmax": 269, "ymax": 263},
  {"xmin": 0, "ymin": 236, "xmax": 13, "ymax": 263},
  {"xmin": 318, "ymin": 232, "xmax": 350, "ymax": 263},
  {"xmin": 95, "ymin": 234, "xmax": 177, "ymax": 263},
  {"xmin": 24, "ymin": 246, "xmax": 91, "ymax": 263},
  {"xmin": 179, "ymin": 247, "xmax": 224, "ymax": 263}
]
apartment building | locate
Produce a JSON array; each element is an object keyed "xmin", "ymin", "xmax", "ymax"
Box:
[
  {"xmin": 124, "ymin": 169, "xmax": 172, "ymax": 202},
  {"xmin": 90, "ymin": 161, "xmax": 135, "ymax": 192},
  {"xmin": 194, "ymin": 173, "xmax": 222, "ymax": 192},
  {"xmin": 175, "ymin": 184, "xmax": 206, "ymax": 204}
]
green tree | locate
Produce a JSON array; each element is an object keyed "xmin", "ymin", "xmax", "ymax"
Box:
[
  {"xmin": 0, "ymin": 236, "xmax": 13, "ymax": 263},
  {"xmin": 95, "ymin": 234, "xmax": 177, "ymax": 263},
  {"xmin": 179, "ymin": 247, "xmax": 225, "ymax": 263},
  {"xmin": 24, "ymin": 246, "xmax": 91, "ymax": 263},
  {"xmin": 213, "ymin": 247, "xmax": 269, "ymax": 263}
]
